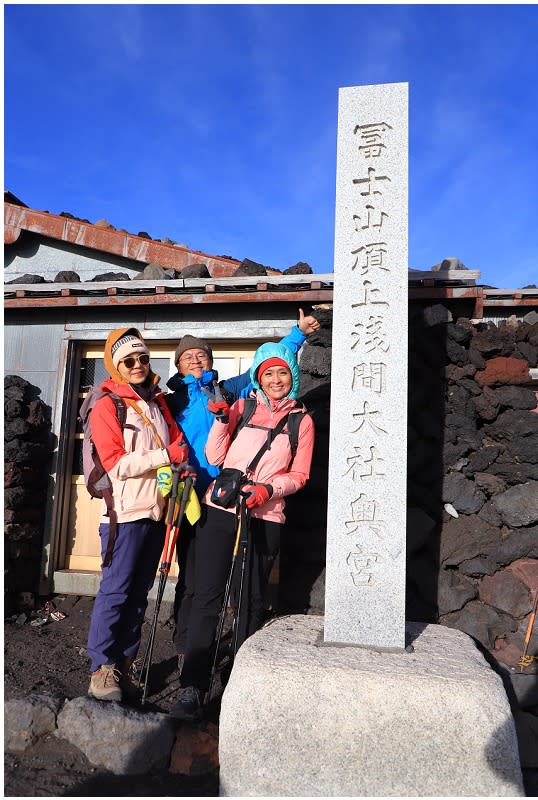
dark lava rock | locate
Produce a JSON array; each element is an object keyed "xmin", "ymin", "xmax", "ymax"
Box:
[
  {"xmin": 479, "ymin": 569, "xmax": 533, "ymax": 618},
  {"xmin": 134, "ymin": 263, "xmax": 175, "ymax": 281},
  {"xmin": 437, "ymin": 569, "xmax": 478, "ymax": 615},
  {"xmin": 442, "ymin": 473, "xmax": 485, "ymax": 514},
  {"xmin": 423, "ymin": 304, "xmax": 453, "ymax": 327},
  {"xmin": 53, "ymin": 271, "xmax": 81, "ymax": 283},
  {"xmin": 472, "ymin": 327, "xmax": 515, "ymax": 357},
  {"xmin": 487, "ymin": 409, "xmax": 538, "ymax": 441},
  {"xmin": 446, "ymin": 385, "xmax": 472, "ymax": 417},
  {"xmin": 493, "ymin": 386, "xmax": 538, "ymax": 411},
  {"xmin": 442, "ymin": 600, "xmax": 517, "ymax": 650},
  {"xmin": 6, "ymin": 274, "xmax": 48, "ymax": 284},
  {"xmin": 90, "ymin": 272, "xmax": 131, "ymax": 282},
  {"xmin": 283, "ymin": 262, "xmax": 313, "ymax": 275},
  {"xmin": 492, "ymin": 482, "xmax": 538, "ymax": 527},
  {"xmin": 181, "ymin": 263, "xmax": 211, "ymax": 279},
  {"xmin": 515, "ymin": 341, "xmax": 538, "ymax": 367},
  {"xmin": 298, "ymin": 346, "xmax": 332, "ymax": 378},
  {"xmin": 488, "ymin": 462, "xmax": 538, "ymax": 484},
  {"xmin": 471, "ymin": 387, "xmax": 500, "ymax": 422},
  {"xmin": 446, "ymin": 322, "xmax": 472, "ymax": 346},
  {"xmin": 478, "ymin": 499, "xmax": 503, "ymax": 528},
  {"xmin": 459, "ymin": 556, "xmax": 498, "ymax": 577},
  {"xmin": 234, "ymin": 259, "xmax": 268, "ymax": 277},
  {"xmin": 446, "ymin": 338, "xmax": 469, "ymax": 367},
  {"xmin": 440, "ymin": 515, "xmax": 501, "ymax": 566}
]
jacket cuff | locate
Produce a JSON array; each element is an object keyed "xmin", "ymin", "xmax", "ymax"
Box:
[
  {"xmin": 290, "ymin": 324, "xmax": 307, "ymax": 345},
  {"xmin": 148, "ymin": 448, "xmax": 171, "ymax": 469}
]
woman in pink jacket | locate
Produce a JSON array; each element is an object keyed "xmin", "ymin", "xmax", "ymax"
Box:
[{"xmin": 170, "ymin": 342, "xmax": 314, "ymax": 720}]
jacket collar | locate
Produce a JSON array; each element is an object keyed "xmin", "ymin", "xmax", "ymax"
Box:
[
  {"xmin": 254, "ymin": 390, "xmax": 297, "ymax": 413},
  {"xmin": 167, "ymin": 369, "xmax": 217, "ymax": 391},
  {"xmin": 99, "ymin": 377, "xmax": 162, "ymax": 402}
]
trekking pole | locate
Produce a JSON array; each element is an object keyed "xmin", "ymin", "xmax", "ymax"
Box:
[
  {"xmin": 206, "ymin": 493, "xmax": 246, "ymax": 703},
  {"xmin": 518, "ymin": 590, "xmax": 538, "ymax": 672},
  {"xmin": 232, "ymin": 494, "xmax": 250, "ymax": 658},
  {"xmin": 139, "ymin": 468, "xmax": 193, "ymax": 704},
  {"xmin": 138, "ymin": 465, "xmax": 181, "ymax": 698}
]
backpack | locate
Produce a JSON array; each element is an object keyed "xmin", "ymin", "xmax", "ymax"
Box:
[
  {"xmin": 231, "ymin": 396, "xmax": 307, "ymax": 466},
  {"xmin": 78, "ymin": 387, "xmax": 127, "ymax": 567}
]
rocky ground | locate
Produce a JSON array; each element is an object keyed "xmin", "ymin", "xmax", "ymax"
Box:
[{"xmin": 4, "ymin": 594, "xmax": 221, "ymax": 797}]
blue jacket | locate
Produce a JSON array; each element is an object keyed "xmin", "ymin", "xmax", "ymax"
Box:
[{"xmin": 165, "ymin": 326, "xmax": 306, "ymax": 493}]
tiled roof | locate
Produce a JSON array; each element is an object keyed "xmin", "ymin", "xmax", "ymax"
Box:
[{"xmin": 3, "ymin": 274, "xmax": 334, "ymax": 308}]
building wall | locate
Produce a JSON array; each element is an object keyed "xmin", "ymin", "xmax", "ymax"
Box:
[{"xmin": 5, "ymin": 234, "xmax": 145, "ymax": 281}]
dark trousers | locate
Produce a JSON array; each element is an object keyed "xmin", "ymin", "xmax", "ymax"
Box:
[
  {"xmin": 87, "ymin": 518, "xmax": 165, "ymax": 672},
  {"xmin": 173, "ymin": 516, "xmax": 196, "ymax": 654},
  {"xmin": 180, "ymin": 504, "xmax": 280, "ymax": 691}
]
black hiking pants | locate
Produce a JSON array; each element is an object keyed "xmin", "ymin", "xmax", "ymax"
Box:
[{"xmin": 179, "ymin": 504, "xmax": 280, "ymax": 692}]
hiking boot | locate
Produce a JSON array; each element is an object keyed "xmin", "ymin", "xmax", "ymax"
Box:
[
  {"xmin": 88, "ymin": 664, "xmax": 122, "ymax": 702},
  {"xmin": 169, "ymin": 685, "xmax": 203, "ymax": 721},
  {"xmin": 119, "ymin": 659, "xmax": 143, "ymax": 701}
]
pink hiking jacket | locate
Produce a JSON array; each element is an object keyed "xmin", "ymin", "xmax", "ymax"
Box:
[{"xmin": 203, "ymin": 393, "xmax": 314, "ymax": 523}]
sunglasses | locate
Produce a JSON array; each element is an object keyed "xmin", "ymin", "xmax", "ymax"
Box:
[{"xmin": 119, "ymin": 353, "xmax": 150, "ymax": 369}]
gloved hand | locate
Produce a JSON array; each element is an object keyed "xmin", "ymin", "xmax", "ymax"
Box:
[
  {"xmin": 207, "ymin": 399, "xmax": 230, "ymax": 423},
  {"xmin": 177, "ymin": 463, "xmax": 197, "ymax": 480},
  {"xmin": 156, "ymin": 466, "xmax": 173, "ymax": 497},
  {"xmin": 167, "ymin": 437, "xmax": 189, "ymax": 465},
  {"xmin": 244, "ymin": 482, "xmax": 273, "ymax": 509}
]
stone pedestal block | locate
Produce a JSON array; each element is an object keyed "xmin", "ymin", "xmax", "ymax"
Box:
[{"xmin": 219, "ymin": 616, "xmax": 524, "ymax": 797}]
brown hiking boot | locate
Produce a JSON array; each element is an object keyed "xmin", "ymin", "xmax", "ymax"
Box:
[{"xmin": 88, "ymin": 664, "xmax": 122, "ymax": 702}]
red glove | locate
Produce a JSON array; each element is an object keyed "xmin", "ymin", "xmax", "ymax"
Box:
[
  {"xmin": 244, "ymin": 482, "xmax": 273, "ymax": 509},
  {"xmin": 178, "ymin": 463, "xmax": 197, "ymax": 480},
  {"xmin": 167, "ymin": 437, "xmax": 189, "ymax": 465},
  {"xmin": 207, "ymin": 399, "xmax": 230, "ymax": 423}
]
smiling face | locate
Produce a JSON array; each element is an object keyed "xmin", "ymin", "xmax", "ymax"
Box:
[
  {"xmin": 259, "ymin": 365, "xmax": 292, "ymax": 401},
  {"xmin": 177, "ymin": 348, "xmax": 211, "ymax": 379},
  {"xmin": 117, "ymin": 353, "xmax": 151, "ymax": 385}
]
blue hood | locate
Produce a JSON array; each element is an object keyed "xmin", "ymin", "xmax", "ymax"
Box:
[{"xmin": 250, "ymin": 342, "xmax": 300, "ymax": 401}]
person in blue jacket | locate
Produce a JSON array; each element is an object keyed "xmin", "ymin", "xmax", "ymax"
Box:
[{"xmin": 165, "ymin": 309, "xmax": 320, "ymax": 663}]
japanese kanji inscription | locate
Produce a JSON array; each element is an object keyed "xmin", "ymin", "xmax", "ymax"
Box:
[{"xmin": 324, "ymin": 83, "xmax": 408, "ymax": 649}]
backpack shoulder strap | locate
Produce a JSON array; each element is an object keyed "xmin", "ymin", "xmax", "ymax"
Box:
[
  {"xmin": 79, "ymin": 387, "xmax": 127, "ymax": 434},
  {"xmin": 286, "ymin": 410, "xmax": 307, "ymax": 463},
  {"xmin": 230, "ymin": 396, "xmax": 257, "ymax": 442},
  {"xmin": 108, "ymin": 394, "xmax": 127, "ymax": 429}
]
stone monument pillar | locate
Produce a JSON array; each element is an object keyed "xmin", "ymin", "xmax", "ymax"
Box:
[{"xmin": 324, "ymin": 82, "xmax": 408, "ymax": 648}]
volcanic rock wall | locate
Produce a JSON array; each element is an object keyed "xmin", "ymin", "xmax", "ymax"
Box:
[
  {"xmin": 4, "ymin": 376, "xmax": 53, "ymax": 615},
  {"xmin": 407, "ymin": 305, "xmax": 538, "ymax": 671}
]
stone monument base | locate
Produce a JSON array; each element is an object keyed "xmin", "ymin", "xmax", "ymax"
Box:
[{"xmin": 218, "ymin": 616, "xmax": 524, "ymax": 797}]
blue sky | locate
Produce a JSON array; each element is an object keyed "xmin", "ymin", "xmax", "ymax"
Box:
[{"xmin": 5, "ymin": 4, "xmax": 538, "ymax": 288}]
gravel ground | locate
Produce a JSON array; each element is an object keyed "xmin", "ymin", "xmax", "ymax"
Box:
[{"xmin": 4, "ymin": 594, "xmax": 221, "ymax": 797}]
